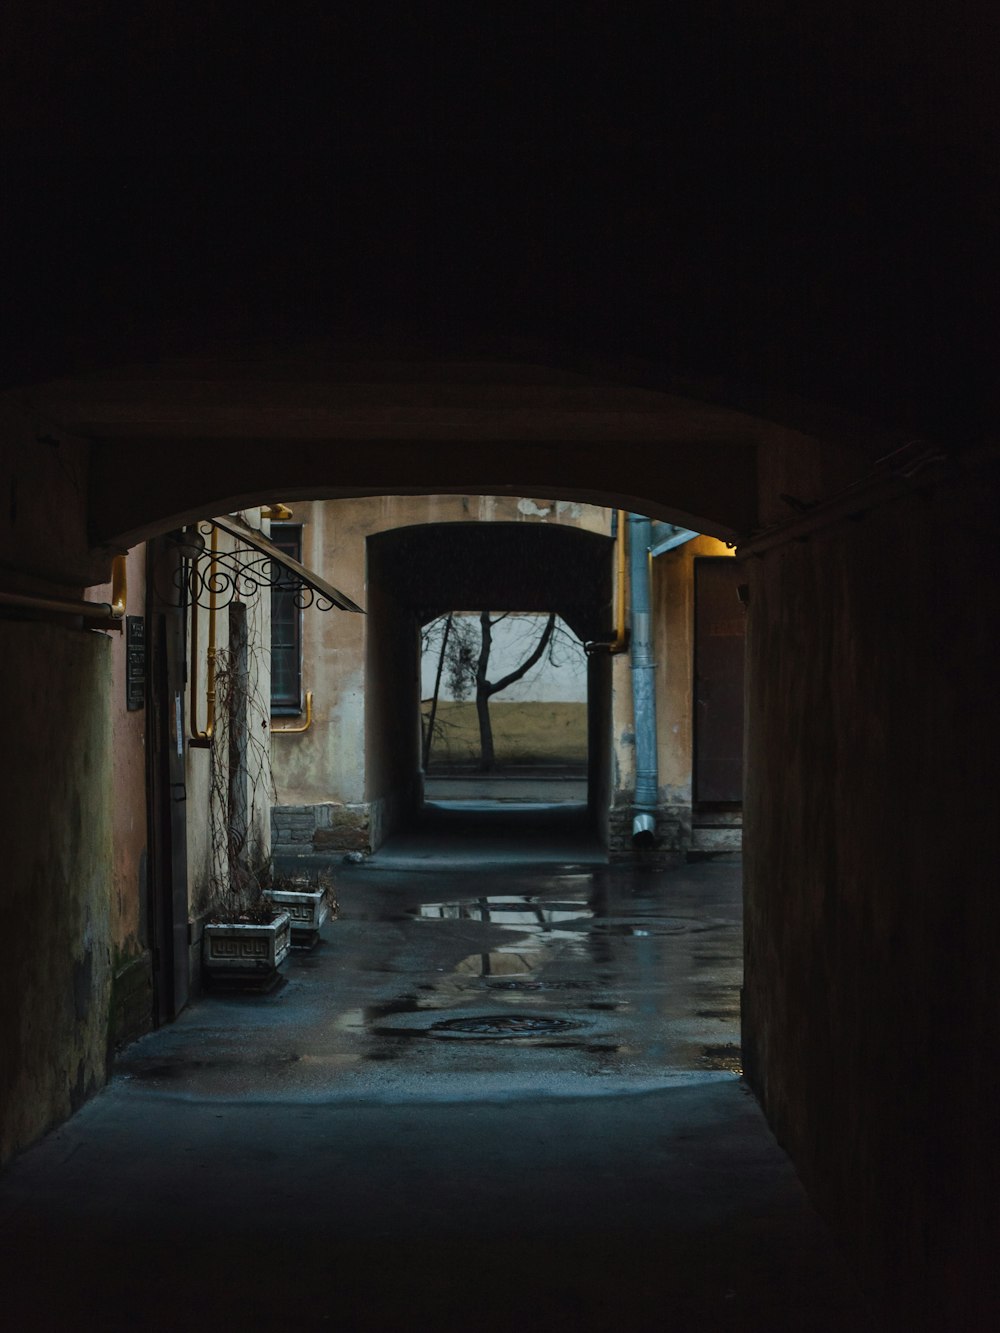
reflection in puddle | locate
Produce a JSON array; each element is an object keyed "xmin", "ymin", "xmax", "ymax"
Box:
[
  {"xmin": 416, "ymin": 897, "xmax": 593, "ymax": 928},
  {"xmin": 699, "ymin": 1043, "xmax": 743, "ymax": 1074},
  {"xmin": 485, "ymin": 978, "xmax": 599, "ymax": 991},
  {"xmin": 415, "ymin": 896, "xmax": 595, "ymax": 979},
  {"xmin": 590, "ymin": 918, "xmax": 718, "ymax": 937},
  {"xmin": 429, "ymin": 1014, "xmax": 584, "ymax": 1038}
]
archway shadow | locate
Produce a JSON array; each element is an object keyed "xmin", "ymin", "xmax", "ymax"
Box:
[{"xmin": 373, "ymin": 793, "xmax": 605, "ymax": 870}]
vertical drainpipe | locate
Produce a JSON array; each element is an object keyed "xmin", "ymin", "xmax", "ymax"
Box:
[{"xmin": 629, "ymin": 513, "xmax": 658, "ymax": 844}]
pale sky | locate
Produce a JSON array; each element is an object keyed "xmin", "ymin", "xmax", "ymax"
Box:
[{"xmin": 420, "ymin": 613, "xmax": 587, "ymax": 703}]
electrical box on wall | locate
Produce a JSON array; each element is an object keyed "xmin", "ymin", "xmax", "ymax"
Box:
[{"xmin": 126, "ymin": 615, "xmax": 145, "ymax": 711}]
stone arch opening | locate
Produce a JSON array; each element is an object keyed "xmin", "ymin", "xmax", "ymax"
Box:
[{"xmin": 364, "ymin": 521, "xmax": 615, "ymax": 850}]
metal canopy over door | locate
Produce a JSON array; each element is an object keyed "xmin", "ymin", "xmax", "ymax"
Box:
[{"xmin": 694, "ymin": 557, "xmax": 746, "ymax": 805}]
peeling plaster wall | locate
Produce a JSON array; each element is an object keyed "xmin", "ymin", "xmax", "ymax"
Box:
[
  {"xmin": 742, "ymin": 467, "xmax": 1000, "ymax": 1330},
  {"xmin": 268, "ymin": 498, "xmax": 372, "ymax": 812},
  {"xmin": 0, "ymin": 622, "xmax": 113, "ymax": 1165},
  {"xmin": 91, "ymin": 546, "xmax": 153, "ymax": 1045}
]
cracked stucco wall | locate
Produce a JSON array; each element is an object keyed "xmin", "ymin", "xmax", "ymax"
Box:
[{"xmin": 0, "ymin": 622, "xmax": 114, "ymax": 1165}]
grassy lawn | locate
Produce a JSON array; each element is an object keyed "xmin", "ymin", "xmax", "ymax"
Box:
[{"xmin": 422, "ymin": 700, "xmax": 587, "ymax": 767}]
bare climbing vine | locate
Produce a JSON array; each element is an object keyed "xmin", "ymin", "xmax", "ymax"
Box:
[{"xmin": 206, "ymin": 630, "xmax": 276, "ymax": 922}]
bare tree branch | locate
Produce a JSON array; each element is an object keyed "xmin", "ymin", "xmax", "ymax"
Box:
[{"xmin": 483, "ymin": 612, "xmax": 557, "ymax": 697}]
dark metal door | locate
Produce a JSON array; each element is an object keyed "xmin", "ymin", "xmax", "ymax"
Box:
[{"xmin": 694, "ymin": 558, "xmax": 746, "ymax": 804}]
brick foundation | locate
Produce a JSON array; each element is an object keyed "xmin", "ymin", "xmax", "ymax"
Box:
[
  {"xmin": 272, "ymin": 802, "xmax": 372, "ymax": 855},
  {"xmin": 606, "ymin": 802, "xmax": 692, "ymax": 863}
]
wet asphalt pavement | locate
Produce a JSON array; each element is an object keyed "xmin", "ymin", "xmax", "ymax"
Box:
[{"xmin": 0, "ymin": 813, "xmax": 878, "ymax": 1331}]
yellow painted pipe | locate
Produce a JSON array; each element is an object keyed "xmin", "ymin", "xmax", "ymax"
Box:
[
  {"xmin": 271, "ymin": 690, "xmax": 313, "ymax": 735},
  {"xmin": 109, "ymin": 555, "xmax": 127, "ymax": 618},
  {"xmin": 607, "ymin": 508, "xmax": 629, "ymax": 654}
]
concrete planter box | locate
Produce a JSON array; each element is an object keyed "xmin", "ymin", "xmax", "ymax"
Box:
[
  {"xmin": 264, "ymin": 888, "xmax": 330, "ymax": 945},
  {"xmin": 202, "ymin": 912, "xmax": 291, "ymax": 984}
]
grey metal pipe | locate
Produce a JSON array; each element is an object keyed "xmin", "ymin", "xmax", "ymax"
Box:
[
  {"xmin": 0, "ymin": 556, "xmax": 126, "ymax": 623},
  {"xmin": 0, "ymin": 589, "xmax": 115, "ymax": 619},
  {"xmin": 628, "ymin": 513, "xmax": 658, "ymax": 844}
]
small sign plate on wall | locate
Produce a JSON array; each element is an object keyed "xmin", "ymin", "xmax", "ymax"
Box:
[{"xmin": 126, "ymin": 615, "xmax": 145, "ymax": 711}]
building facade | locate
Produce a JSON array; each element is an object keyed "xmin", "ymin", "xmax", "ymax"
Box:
[{"xmin": 266, "ymin": 495, "xmax": 741, "ymax": 861}]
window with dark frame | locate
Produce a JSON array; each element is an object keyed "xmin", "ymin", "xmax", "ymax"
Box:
[{"xmin": 270, "ymin": 524, "xmax": 303, "ymax": 714}]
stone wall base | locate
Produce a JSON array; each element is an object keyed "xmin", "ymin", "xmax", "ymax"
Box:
[
  {"xmin": 272, "ymin": 788, "xmax": 418, "ymax": 858},
  {"xmin": 271, "ymin": 802, "xmax": 369, "ymax": 855},
  {"xmin": 606, "ymin": 804, "xmax": 740, "ymax": 861},
  {"xmin": 607, "ymin": 802, "xmax": 692, "ymax": 862},
  {"xmin": 313, "ymin": 804, "xmax": 373, "ymax": 853}
]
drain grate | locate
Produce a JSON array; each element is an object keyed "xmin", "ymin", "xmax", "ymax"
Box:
[{"xmin": 430, "ymin": 1014, "xmax": 583, "ymax": 1037}]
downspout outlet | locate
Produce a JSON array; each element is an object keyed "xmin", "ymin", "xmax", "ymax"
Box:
[{"xmin": 632, "ymin": 812, "xmax": 656, "ymax": 845}]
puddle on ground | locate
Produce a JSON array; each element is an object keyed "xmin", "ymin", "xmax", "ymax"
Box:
[
  {"xmin": 699, "ymin": 1043, "xmax": 743, "ymax": 1074},
  {"xmin": 591, "ymin": 918, "xmax": 727, "ymax": 937},
  {"xmin": 411, "ymin": 898, "xmax": 734, "ymax": 974},
  {"xmin": 411, "ymin": 896, "xmax": 600, "ymax": 980},
  {"xmin": 367, "ymin": 995, "xmax": 421, "ymax": 1017},
  {"xmin": 429, "ymin": 1014, "xmax": 584, "ymax": 1038},
  {"xmin": 121, "ymin": 1053, "xmax": 302, "ymax": 1081},
  {"xmin": 352, "ymin": 894, "xmax": 741, "ymax": 1061},
  {"xmin": 454, "ymin": 950, "xmax": 539, "ymax": 977},
  {"xmin": 414, "ymin": 897, "xmax": 593, "ymax": 929},
  {"xmin": 484, "ymin": 977, "xmax": 600, "ymax": 991}
]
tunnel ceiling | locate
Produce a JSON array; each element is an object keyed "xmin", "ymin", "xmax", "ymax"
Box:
[
  {"xmin": 368, "ymin": 523, "xmax": 614, "ymax": 643},
  {"xmin": 3, "ymin": 6, "xmax": 996, "ymax": 453},
  {"xmin": 4, "ymin": 9, "xmax": 996, "ymax": 590},
  {"xmin": 60, "ymin": 364, "xmax": 792, "ymax": 548},
  {"xmin": 0, "ymin": 355, "xmax": 847, "ymax": 586}
]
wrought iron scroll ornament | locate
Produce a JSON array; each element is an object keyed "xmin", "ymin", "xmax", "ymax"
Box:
[{"xmin": 171, "ymin": 522, "xmax": 340, "ymax": 612}]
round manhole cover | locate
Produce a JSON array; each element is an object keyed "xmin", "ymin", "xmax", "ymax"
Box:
[{"xmin": 429, "ymin": 1014, "xmax": 583, "ymax": 1037}]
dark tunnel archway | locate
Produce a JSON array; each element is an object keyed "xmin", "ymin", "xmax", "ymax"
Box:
[
  {"xmin": 364, "ymin": 522, "xmax": 615, "ymax": 848},
  {"xmin": 3, "ymin": 6, "xmax": 1000, "ymax": 1318},
  {"xmin": 2, "ymin": 339, "xmax": 998, "ymax": 1330}
]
